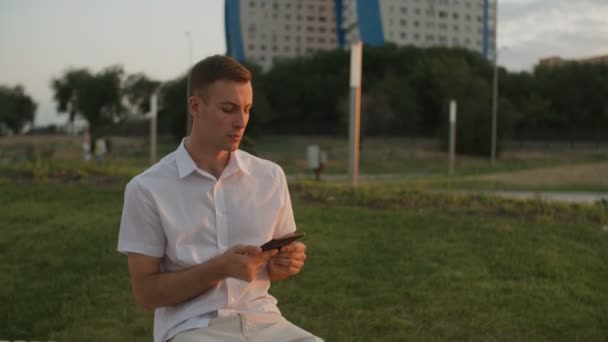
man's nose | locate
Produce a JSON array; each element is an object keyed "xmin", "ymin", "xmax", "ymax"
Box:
[{"xmin": 233, "ymin": 111, "xmax": 247, "ymax": 128}]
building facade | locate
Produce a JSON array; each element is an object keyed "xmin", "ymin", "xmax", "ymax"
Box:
[
  {"xmin": 226, "ymin": 0, "xmax": 496, "ymax": 70},
  {"xmin": 539, "ymin": 54, "xmax": 608, "ymax": 68}
]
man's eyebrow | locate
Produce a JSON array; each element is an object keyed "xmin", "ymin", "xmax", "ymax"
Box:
[
  {"xmin": 219, "ymin": 101, "xmax": 252, "ymax": 108},
  {"xmin": 219, "ymin": 101, "xmax": 239, "ymax": 106}
]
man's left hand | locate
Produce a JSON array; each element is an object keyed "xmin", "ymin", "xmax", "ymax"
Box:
[{"xmin": 268, "ymin": 241, "xmax": 307, "ymax": 277}]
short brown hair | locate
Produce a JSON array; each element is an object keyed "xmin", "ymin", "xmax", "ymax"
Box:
[{"xmin": 188, "ymin": 55, "xmax": 251, "ymax": 98}]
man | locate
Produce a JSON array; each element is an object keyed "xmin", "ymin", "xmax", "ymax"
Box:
[{"xmin": 118, "ymin": 55, "xmax": 322, "ymax": 342}]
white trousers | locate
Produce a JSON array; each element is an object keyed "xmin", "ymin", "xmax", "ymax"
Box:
[{"xmin": 171, "ymin": 312, "xmax": 323, "ymax": 342}]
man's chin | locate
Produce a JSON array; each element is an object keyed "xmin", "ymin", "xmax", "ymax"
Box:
[{"xmin": 224, "ymin": 142, "xmax": 240, "ymax": 152}]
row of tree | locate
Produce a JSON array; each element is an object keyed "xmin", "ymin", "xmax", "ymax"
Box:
[
  {"xmin": 0, "ymin": 85, "xmax": 37, "ymax": 135},
  {"xmin": 3, "ymin": 45, "xmax": 607, "ymax": 156}
]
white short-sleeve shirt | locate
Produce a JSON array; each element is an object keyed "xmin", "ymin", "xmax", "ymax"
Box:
[{"xmin": 117, "ymin": 139, "xmax": 296, "ymax": 342}]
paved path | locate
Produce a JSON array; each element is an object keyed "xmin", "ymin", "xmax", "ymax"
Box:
[
  {"xmin": 287, "ymin": 174, "xmax": 608, "ymax": 205},
  {"xmin": 471, "ymin": 190, "xmax": 608, "ymax": 204}
]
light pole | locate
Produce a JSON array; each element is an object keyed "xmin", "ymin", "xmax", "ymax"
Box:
[
  {"xmin": 185, "ymin": 31, "xmax": 193, "ymax": 136},
  {"xmin": 491, "ymin": 49, "xmax": 498, "ymax": 167},
  {"xmin": 490, "ymin": 0, "xmax": 499, "ymax": 167}
]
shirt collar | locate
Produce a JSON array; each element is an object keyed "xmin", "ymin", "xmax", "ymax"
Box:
[{"xmin": 176, "ymin": 138, "xmax": 251, "ymax": 179}]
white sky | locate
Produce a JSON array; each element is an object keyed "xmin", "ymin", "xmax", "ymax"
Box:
[{"xmin": 1, "ymin": 0, "xmax": 607, "ymax": 126}]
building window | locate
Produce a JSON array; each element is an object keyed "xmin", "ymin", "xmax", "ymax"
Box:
[
  {"xmin": 400, "ymin": 32, "xmax": 407, "ymax": 39},
  {"xmin": 248, "ymin": 44, "xmax": 255, "ymax": 50},
  {"xmin": 453, "ymin": 13, "xmax": 459, "ymax": 19},
  {"xmin": 414, "ymin": 21, "xmax": 420, "ymax": 27},
  {"xmin": 260, "ymin": 45, "xmax": 267, "ymax": 51},
  {"xmin": 400, "ymin": 19, "xmax": 407, "ymax": 26},
  {"xmin": 401, "ymin": 7, "xmax": 408, "ymax": 14},
  {"xmin": 438, "ymin": 11, "xmax": 447, "ymax": 18}
]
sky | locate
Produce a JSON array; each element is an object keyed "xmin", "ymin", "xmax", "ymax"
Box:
[{"xmin": 1, "ymin": 0, "xmax": 607, "ymax": 126}]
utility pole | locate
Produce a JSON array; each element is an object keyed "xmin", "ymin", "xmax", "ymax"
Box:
[
  {"xmin": 449, "ymin": 100, "xmax": 457, "ymax": 176},
  {"xmin": 185, "ymin": 31, "xmax": 193, "ymax": 136},
  {"xmin": 490, "ymin": 0, "xmax": 499, "ymax": 167},
  {"xmin": 150, "ymin": 92, "xmax": 158, "ymax": 165},
  {"xmin": 348, "ymin": 41, "xmax": 362, "ymax": 187}
]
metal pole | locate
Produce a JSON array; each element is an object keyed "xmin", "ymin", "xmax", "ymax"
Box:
[
  {"xmin": 150, "ymin": 92, "xmax": 158, "ymax": 165},
  {"xmin": 490, "ymin": 0, "xmax": 498, "ymax": 167},
  {"xmin": 185, "ymin": 31, "xmax": 193, "ymax": 136},
  {"xmin": 348, "ymin": 41, "xmax": 362, "ymax": 187},
  {"xmin": 449, "ymin": 100, "xmax": 457, "ymax": 176}
]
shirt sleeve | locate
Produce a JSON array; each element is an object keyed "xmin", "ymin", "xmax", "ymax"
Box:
[
  {"xmin": 117, "ymin": 178, "xmax": 166, "ymax": 257},
  {"xmin": 273, "ymin": 166, "xmax": 297, "ymax": 238}
]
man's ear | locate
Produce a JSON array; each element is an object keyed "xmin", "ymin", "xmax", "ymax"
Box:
[{"xmin": 188, "ymin": 95, "xmax": 202, "ymax": 119}]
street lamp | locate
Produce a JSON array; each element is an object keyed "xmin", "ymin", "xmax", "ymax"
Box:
[
  {"xmin": 491, "ymin": 48, "xmax": 498, "ymax": 167},
  {"xmin": 490, "ymin": 0, "xmax": 499, "ymax": 167},
  {"xmin": 491, "ymin": 45, "xmax": 508, "ymax": 167},
  {"xmin": 185, "ymin": 31, "xmax": 193, "ymax": 136}
]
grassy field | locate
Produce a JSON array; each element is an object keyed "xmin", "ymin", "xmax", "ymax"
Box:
[
  {"xmin": 2, "ymin": 134, "xmax": 608, "ymax": 192},
  {"xmin": 1, "ymin": 179, "xmax": 607, "ymax": 341}
]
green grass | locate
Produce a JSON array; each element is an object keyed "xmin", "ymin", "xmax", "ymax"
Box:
[
  {"xmin": 3, "ymin": 134, "xmax": 608, "ymax": 194},
  {"xmin": 1, "ymin": 181, "xmax": 607, "ymax": 341}
]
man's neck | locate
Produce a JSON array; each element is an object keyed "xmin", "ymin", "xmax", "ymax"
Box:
[{"xmin": 185, "ymin": 137, "xmax": 230, "ymax": 179}]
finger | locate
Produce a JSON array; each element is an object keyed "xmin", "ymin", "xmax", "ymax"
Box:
[
  {"xmin": 271, "ymin": 263, "xmax": 303, "ymax": 275},
  {"xmin": 280, "ymin": 241, "xmax": 306, "ymax": 253},
  {"xmin": 271, "ymin": 258, "xmax": 304, "ymax": 268},
  {"xmin": 261, "ymin": 249, "xmax": 279, "ymax": 259},
  {"xmin": 272, "ymin": 252, "xmax": 307, "ymax": 261},
  {"xmin": 233, "ymin": 245, "xmax": 262, "ymax": 255}
]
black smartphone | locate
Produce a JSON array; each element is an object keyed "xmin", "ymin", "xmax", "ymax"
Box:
[{"xmin": 261, "ymin": 232, "xmax": 306, "ymax": 251}]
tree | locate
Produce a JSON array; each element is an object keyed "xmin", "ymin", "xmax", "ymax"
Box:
[
  {"xmin": 157, "ymin": 75, "xmax": 188, "ymax": 141},
  {"xmin": 0, "ymin": 85, "xmax": 37, "ymax": 135},
  {"xmin": 51, "ymin": 65, "xmax": 124, "ymax": 134},
  {"xmin": 123, "ymin": 73, "xmax": 162, "ymax": 116}
]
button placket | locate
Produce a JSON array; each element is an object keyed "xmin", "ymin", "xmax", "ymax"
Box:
[{"xmin": 215, "ymin": 180, "xmax": 234, "ymax": 306}]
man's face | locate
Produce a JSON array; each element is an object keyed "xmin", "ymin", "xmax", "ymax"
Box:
[{"xmin": 190, "ymin": 80, "xmax": 252, "ymax": 152}]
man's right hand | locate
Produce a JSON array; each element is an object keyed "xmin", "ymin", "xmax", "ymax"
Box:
[{"xmin": 221, "ymin": 245, "xmax": 278, "ymax": 282}]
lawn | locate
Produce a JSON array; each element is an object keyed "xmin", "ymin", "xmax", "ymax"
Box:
[
  {"xmin": 3, "ymin": 134, "xmax": 608, "ymax": 193},
  {"xmin": 1, "ymin": 180, "xmax": 607, "ymax": 341}
]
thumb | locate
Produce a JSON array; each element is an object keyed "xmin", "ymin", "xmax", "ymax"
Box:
[{"xmin": 231, "ymin": 244, "xmax": 262, "ymax": 255}]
